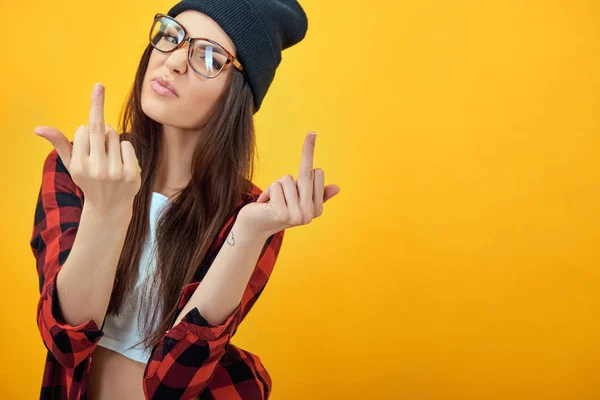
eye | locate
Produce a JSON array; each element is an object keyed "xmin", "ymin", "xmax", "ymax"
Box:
[
  {"xmin": 208, "ymin": 59, "xmax": 223, "ymax": 70},
  {"xmin": 206, "ymin": 58, "xmax": 223, "ymax": 70},
  {"xmin": 196, "ymin": 54, "xmax": 223, "ymax": 70},
  {"xmin": 164, "ymin": 34, "xmax": 178, "ymax": 44}
]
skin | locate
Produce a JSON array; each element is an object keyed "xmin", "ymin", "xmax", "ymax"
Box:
[
  {"xmin": 172, "ymin": 131, "xmax": 341, "ymax": 335},
  {"xmin": 34, "ymin": 9, "xmax": 341, "ymax": 400},
  {"xmin": 141, "ymin": 10, "xmax": 239, "ymax": 198},
  {"xmin": 91, "ymin": 10, "xmax": 242, "ymax": 400}
]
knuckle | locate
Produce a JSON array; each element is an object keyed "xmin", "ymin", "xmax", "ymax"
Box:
[
  {"xmin": 90, "ymin": 164, "xmax": 108, "ymax": 180},
  {"xmin": 124, "ymin": 167, "xmax": 140, "ymax": 182},
  {"xmin": 302, "ymin": 214, "xmax": 312, "ymax": 225},
  {"xmin": 74, "ymin": 126, "xmax": 85, "ymax": 138},
  {"xmin": 92, "ymin": 171, "xmax": 108, "ymax": 181},
  {"xmin": 70, "ymin": 165, "xmax": 82, "ymax": 180},
  {"xmin": 316, "ymin": 204, "xmax": 323, "ymax": 216},
  {"xmin": 274, "ymin": 209, "xmax": 288, "ymax": 223},
  {"xmin": 290, "ymin": 211, "xmax": 304, "ymax": 225},
  {"xmin": 108, "ymin": 167, "xmax": 124, "ymax": 181},
  {"xmin": 89, "ymin": 121, "xmax": 104, "ymax": 133},
  {"xmin": 123, "ymin": 173, "xmax": 136, "ymax": 183},
  {"xmin": 74, "ymin": 158, "xmax": 86, "ymax": 174}
]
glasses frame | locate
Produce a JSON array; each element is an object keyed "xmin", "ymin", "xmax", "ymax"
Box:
[{"xmin": 149, "ymin": 13, "xmax": 244, "ymax": 79}]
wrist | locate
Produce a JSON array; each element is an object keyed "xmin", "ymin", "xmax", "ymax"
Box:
[
  {"xmin": 232, "ymin": 215, "xmax": 271, "ymax": 244},
  {"xmin": 82, "ymin": 202, "xmax": 133, "ymax": 224}
]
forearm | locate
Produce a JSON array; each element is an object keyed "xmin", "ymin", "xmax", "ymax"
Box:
[
  {"xmin": 56, "ymin": 204, "xmax": 132, "ymax": 329},
  {"xmin": 144, "ymin": 220, "xmax": 284, "ymax": 398},
  {"xmin": 173, "ymin": 219, "xmax": 269, "ymax": 328}
]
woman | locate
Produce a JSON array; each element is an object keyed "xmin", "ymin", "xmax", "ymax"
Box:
[{"xmin": 30, "ymin": 1, "xmax": 340, "ymax": 399}]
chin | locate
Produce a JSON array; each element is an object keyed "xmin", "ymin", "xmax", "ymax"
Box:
[
  {"xmin": 141, "ymin": 88, "xmax": 173, "ymax": 125},
  {"xmin": 141, "ymin": 99, "xmax": 167, "ymax": 124}
]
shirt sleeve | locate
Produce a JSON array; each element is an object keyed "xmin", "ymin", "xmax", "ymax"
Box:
[
  {"xmin": 199, "ymin": 343, "xmax": 273, "ymax": 399},
  {"xmin": 142, "ymin": 226, "xmax": 285, "ymax": 400},
  {"xmin": 30, "ymin": 147, "xmax": 118, "ymax": 368}
]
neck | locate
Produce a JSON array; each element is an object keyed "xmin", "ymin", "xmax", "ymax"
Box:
[{"xmin": 153, "ymin": 124, "xmax": 202, "ymax": 194}]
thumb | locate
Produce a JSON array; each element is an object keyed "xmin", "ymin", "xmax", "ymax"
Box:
[
  {"xmin": 256, "ymin": 185, "xmax": 272, "ymax": 203},
  {"xmin": 34, "ymin": 126, "xmax": 74, "ymax": 170}
]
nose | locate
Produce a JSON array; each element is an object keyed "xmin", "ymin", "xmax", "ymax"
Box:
[{"xmin": 165, "ymin": 40, "xmax": 189, "ymax": 75}]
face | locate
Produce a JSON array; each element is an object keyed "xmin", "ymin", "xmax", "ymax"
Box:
[{"xmin": 141, "ymin": 10, "xmax": 237, "ymax": 129}]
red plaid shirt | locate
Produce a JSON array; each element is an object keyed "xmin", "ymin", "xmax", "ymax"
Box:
[{"xmin": 31, "ymin": 147, "xmax": 285, "ymax": 399}]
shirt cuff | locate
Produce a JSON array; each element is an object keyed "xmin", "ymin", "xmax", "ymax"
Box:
[{"xmin": 180, "ymin": 303, "xmax": 243, "ymax": 341}]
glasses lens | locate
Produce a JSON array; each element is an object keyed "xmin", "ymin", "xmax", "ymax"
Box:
[
  {"xmin": 190, "ymin": 40, "xmax": 228, "ymax": 77},
  {"xmin": 150, "ymin": 16, "xmax": 184, "ymax": 52}
]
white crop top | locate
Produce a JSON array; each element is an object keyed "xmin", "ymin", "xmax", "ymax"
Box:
[{"xmin": 97, "ymin": 191, "xmax": 172, "ymax": 364}]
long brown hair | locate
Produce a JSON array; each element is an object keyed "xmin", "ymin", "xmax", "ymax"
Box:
[{"xmin": 110, "ymin": 42, "xmax": 257, "ymax": 351}]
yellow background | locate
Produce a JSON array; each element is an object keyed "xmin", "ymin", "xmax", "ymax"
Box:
[{"xmin": 1, "ymin": 0, "xmax": 598, "ymax": 398}]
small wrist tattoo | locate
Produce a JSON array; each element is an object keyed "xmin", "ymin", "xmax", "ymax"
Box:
[{"xmin": 226, "ymin": 230, "xmax": 236, "ymax": 246}]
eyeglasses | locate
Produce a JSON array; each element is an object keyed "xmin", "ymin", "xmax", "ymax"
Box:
[{"xmin": 149, "ymin": 13, "xmax": 243, "ymax": 79}]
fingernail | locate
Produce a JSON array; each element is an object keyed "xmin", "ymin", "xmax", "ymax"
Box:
[
  {"xmin": 93, "ymin": 83, "xmax": 104, "ymax": 96},
  {"xmin": 310, "ymin": 132, "xmax": 317, "ymax": 144}
]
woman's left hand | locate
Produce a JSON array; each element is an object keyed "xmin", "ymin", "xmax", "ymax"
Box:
[{"xmin": 238, "ymin": 131, "xmax": 340, "ymax": 239}]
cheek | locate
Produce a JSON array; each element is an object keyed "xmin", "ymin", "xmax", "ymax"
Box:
[
  {"xmin": 145, "ymin": 51, "xmax": 169, "ymax": 79},
  {"xmin": 176, "ymin": 78, "xmax": 229, "ymax": 127},
  {"xmin": 186, "ymin": 78, "xmax": 229, "ymax": 107}
]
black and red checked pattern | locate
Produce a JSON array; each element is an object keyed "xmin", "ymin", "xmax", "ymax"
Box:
[{"xmin": 31, "ymin": 146, "xmax": 285, "ymax": 399}]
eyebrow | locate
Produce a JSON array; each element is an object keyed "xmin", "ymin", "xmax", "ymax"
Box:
[
  {"xmin": 173, "ymin": 19, "xmax": 211, "ymax": 41},
  {"xmin": 171, "ymin": 18, "xmax": 232, "ymax": 52}
]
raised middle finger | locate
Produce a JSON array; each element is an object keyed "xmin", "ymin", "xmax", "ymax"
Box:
[
  {"xmin": 88, "ymin": 83, "xmax": 107, "ymax": 160},
  {"xmin": 297, "ymin": 131, "xmax": 316, "ymax": 212}
]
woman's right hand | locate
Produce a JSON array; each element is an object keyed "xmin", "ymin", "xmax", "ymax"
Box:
[{"xmin": 34, "ymin": 83, "xmax": 142, "ymax": 216}]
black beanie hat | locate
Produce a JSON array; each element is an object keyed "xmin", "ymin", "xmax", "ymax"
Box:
[{"xmin": 167, "ymin": 0, "xmax": 309, "ymax": 113}]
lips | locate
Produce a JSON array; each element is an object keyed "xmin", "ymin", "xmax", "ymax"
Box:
[{"xmin": 151, "ymin": 76, "xmax": 178, "ymax": 96}]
